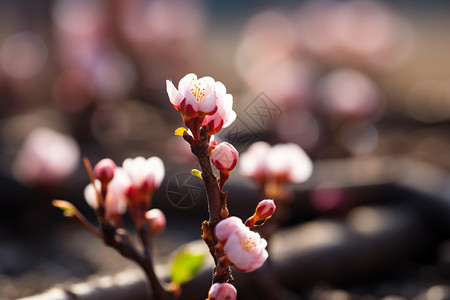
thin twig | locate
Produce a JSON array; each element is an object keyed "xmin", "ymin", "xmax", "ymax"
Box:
[{"xmin": 52, "ymin": 200, "xmax": 103, "ymax": 240}]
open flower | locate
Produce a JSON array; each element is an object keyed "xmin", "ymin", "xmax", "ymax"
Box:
[
  {"xmin": 208, "ymin": 282, "xmax": 237, "ymax": 300},
  {"xmin": 12, "ymin": 127, "xmax": 80, "ymax": 186},
  {"xmin": 266, "ymin": 143, "xmax": 313, "ymax": 183},
  {"xmin": 122, "ymin": 156, "xmax": 165, "ymax": 193},
  {"xmin": 239, "ymin": 141, "xmax": 270, "ymax": 183},
  {"xmin": 84, "ymin": 167, "xmax": 131, "ymax": 220},
  {"xmin": 166, "ymin": 73, "xmax": 218, "ymax": 119},
  {"xmin": 240, "ymin": 142, "xmax": 313, "ymax": 184},
  {"xmin": 167, "ymin": 73, "xmax": 235, "ymax": 139},
  {"xmin": 202, "ymin": 81, "xmax": 236, "ymax": 135},
  {"xmin": 215, "ymin": 217, "xmax": 268, "ymax": 273},
  {"xmin": 122, "ymin": 156, "xmax": 165, "ymax": 226}
]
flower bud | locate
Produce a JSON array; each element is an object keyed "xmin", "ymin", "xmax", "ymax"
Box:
[
  {"xmin": 255, "ymin": 199, "xmax": 276, "ymax": 220},
  {"xmin": 94, "ymin": 158, "xmax": 116, "ymax": 183},
  {"xmin": 245, "ymin": 199, "xmax": 276, "ymax": 228},
  {"xmin": 208, "ymin": 283, "xmax": 237, "ymax": 300},
  {"xmin": 145, "ymin": 208, "xmax": 166, "ymax": 235},
  {"xmin": 84, "ymin": 167, "xmax": 130, "ymax": 221},
  {"xmin": 211, "ymin": 142, "xmax": 238, "ymax": 173}
]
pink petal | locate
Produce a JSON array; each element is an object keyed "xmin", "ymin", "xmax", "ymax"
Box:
[
  {"xmin": 214, "ymin": 216, "xmax": 243, "ymax": 242},
  {"xmin": 84, "ymin": 181, "xmax": 100, "ymax": 209},
  {"xmin": 223, "ymin": 111, "xmax": 236, "ymax": 128},
  {"xmin": 224, "ymin": 232, "xmax": 252, "ymax": 271},
  {"xmin": 166, "ymin": 80, "xmax": 182, "ymax": 107},
  {"xmin": 178, "ymin": 73, "xmax": 197, "ymax": 92},
  {"xmin": 198, "ymin": 89, "xmax": 216, "ymax": 114},
  {"xmin": 215, "ymin": 81, "xmax": 227, "ymax": 97}
]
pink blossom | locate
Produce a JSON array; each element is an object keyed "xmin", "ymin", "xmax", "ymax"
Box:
[
  {"xmin": 255, "ymin": 199, "xmax": 276, "ymax": 220},
  {"xmin": 122, "ymin": 156, "xmax": 165, "ymax": 192},
  {"xmin": 84, "ymin": 167, "xmax": 131, "ymax": 218},
  {"xmin": 12, "ymin": 127, "xmax": 80, "ymax": 186},
  {"xmin": 240, "ymin": 142, "xmax": 313, "ymax": 184},
  {"xmin": 266, "ymin": 143, "xmax": 313, "ymax": 183},
  {"xmin": 94, "ymin": 158, "xmax": 116, "ymax": 183},
  {"xmin": 145, "ymin": 208, "xmax": 166, "ymax": 235},
  {"xmin": 215, "ymin": 217, "xmax": 268, "ymax": 273},
  {"xmin": 239, "ymin": 141, "xmax": 270, "ymax": 182},
  {"xmin": 208, "ymin": 283, "xmax": 237, "ymax": 300},
  {"xmin": 319, "ymin": 68, "xmax": 379, "ymax": 118},
  {"xmin": 211, "ymin": 142, "xmax": 239, "ymax": 173},
  {"xmin": 202, "ymin": 81, "xmax": 236, "ymax": 135},
  {"xmin": 166, "ymin": 73, "xmax": 218, "ymax": 118}
]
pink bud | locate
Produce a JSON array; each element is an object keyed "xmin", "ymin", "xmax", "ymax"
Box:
[
  {"xmin": 145, "ymin": 208, "xmax": 166, "ymax": 234},
  {"xmin": 94, "ymin": 158, "xmax": 116, "ymax": 183},
  {"xmin": 208, "ymin": 283, "xmax": 237, "ymax": 300},
  {"xmin": 255, "ymin": 199, "xmax": 276, "ymax": 219},
  {"xmin": 83, "ymin": 167, "xmax": 130, "ymax": 219},
  {"xmin": 211, "ymin": 142, "xmax": 239, "ymax": 173}
]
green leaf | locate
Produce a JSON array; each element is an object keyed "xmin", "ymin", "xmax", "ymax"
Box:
[{"xmin": 170, "ymin": 251, "xmax": 206, "ymax": 284}]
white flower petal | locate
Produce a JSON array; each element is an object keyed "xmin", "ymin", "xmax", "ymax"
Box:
[
  {"xmin": 166, "ymin": 80, "xmax": 182, "ymax": 106},
  {"xmin": 223, "ymin": 111, "xmax": 236, "ymax": 128},
  {"xmin": 178, "ymin": 73, "xmax": 197, "ymax": 92},
  {"xmin": 84, "ymin": 181, "xmax": 100, "ymax": 209},
  {"xmin": 224, "ymin": 232, "xmax": 252, "ymax": 271},
  {"xmin": 198, "ymin": 90, "xmax": 216, "ymax": 114}
]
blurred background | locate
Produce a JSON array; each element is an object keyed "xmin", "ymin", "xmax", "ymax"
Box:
[{"xmin": 1, "ymin": 0, "xmax": 450, "ymax": 299}]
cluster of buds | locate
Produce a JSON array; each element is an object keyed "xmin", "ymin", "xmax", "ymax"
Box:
[
  {"xmin": 84, "ymin": 156, "xmax": 166, "ymax": 230},
  {"xmin": 54, "ymin": 155, "xmax": 172, "ymax": 300}
]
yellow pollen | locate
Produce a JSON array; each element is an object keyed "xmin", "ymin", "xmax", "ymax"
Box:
[
  {"xmin": 190, "ymin": 82, "xmax": 206, "ymax": 102},
  {"xmin": 241, "ymin": 238, "xmax": 257, "ymax": 252}
]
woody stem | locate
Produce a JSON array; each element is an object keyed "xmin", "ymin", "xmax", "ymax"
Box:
[{"xmin": 188, "ymin": 126, "xmax": 232, "ymax": 283}]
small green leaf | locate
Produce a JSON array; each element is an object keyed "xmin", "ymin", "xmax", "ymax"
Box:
[
  {"xmin": 174, "ymin": 127, "xmax": 187, "ymax": 136},
  {"xmin": 191, "ymin": 169, "xmax": 202, "ymax": 179},
  {"xmin": 170, "ymin": 251, "xmax": 206, "ymax": 284}
]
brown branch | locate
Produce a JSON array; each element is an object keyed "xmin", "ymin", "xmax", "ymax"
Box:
[
  {"xmin": 189, "ymin": 126, "xmax": 224, "ymax": 224},
  {"xmin": 188, "ymin": 126, "xmax": 232, "ymax": 284},
  {"xmin": 56, "ymin": 158, "xmax": 177, "ymax": 300},
  {"xmin": 101, "ymin": 223, "xmax": 177, "ymax": 300}
]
